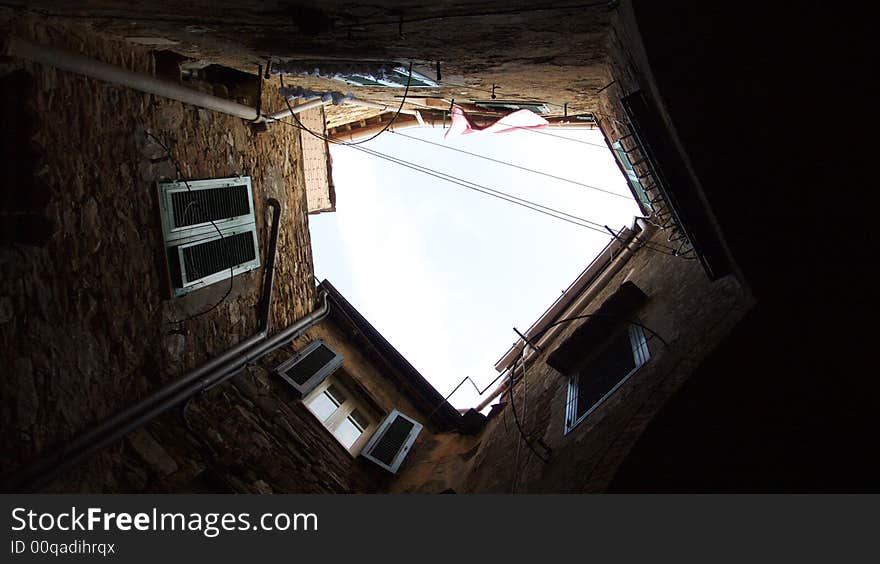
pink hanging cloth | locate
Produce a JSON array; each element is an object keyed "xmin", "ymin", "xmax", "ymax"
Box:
[{"xmin": 444, "ymin": 104, "xmax": 549, "ymax": 139}]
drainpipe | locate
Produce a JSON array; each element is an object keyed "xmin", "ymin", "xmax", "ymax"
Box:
[
  {"xmin": 256, "ymin": 199, "xmax": 282, "ymax": 330},
  {"xmin": 2, "ymin": 202, "xmax": 330, "ymax": 492},
  {"xmin": 263, "ymin": 96, "xmax": 329, "ymax": 123},
  {"xmin": 343, "ymin": 98, "xmax": 425, "ymax": 124},
  {"xmin": 473, "ymin": 220, "xmax": 656, "ymax": 412},
  {"xmin": 2, "ymin": 34, "xmax": 264, "ymax": 122}
]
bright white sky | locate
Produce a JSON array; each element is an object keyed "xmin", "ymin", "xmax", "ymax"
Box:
[{"xmin": 308, "ymin": 124, "xmax": 639, "ymax": 410}]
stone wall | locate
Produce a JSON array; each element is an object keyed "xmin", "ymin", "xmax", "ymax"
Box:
[
  {"xmin": 0, "ymin": 13, "xmax": 316, "ymax": 491},
  {"xmin": 1, "ymin": 2, "xmax": 617, "ymax": 122},
  {"xmin": 406, "ymin": 226, "xmax": 753, "ymax": 493},
  {"xmin": 118, "ymin": 311, "xmax": 458, "ymax": 494}
]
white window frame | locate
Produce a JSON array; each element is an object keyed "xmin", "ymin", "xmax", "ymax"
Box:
[
  {"xmin": 564, "ymin": 324, "xmax": 650, "ymax": 434},
  {"xmin": 302, "ymin": 375, "xmax": 378, "ymax": 456},
  {"xmin": 360, "ymin": 410, "xmax": 423, "ymax": 474}
]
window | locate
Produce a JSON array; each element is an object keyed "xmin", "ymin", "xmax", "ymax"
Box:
[
  {"xmin": 275, "ymin": 340, "xmax": 343, "ymax": 397},
  {"xmin": 612, "ymin": 140, "xmax": 653, "ymax": 213},
  {"xmin": 274, "ymin": 60, "xmax": 439, "ymax": 88},
  {"xmin": 336, "ymin": 65, "xmax": 438, "ymax": 88},
  {"xmin": 302, "ymin": 377, "xmax": 376, "ymax": 455},
  {"xmin": 564, "ymin": 324, "xmax": 650, "ymax": 433},
  {"xmin": 157, "ymin": 176, "xmax": 260, "ymax": 297},
  {"xmin": 361, "ymin": 410, "xmax": 423, "ymax": 473},
  {"xmin": 277, "ymin": 340, "xmax": 423, "ymax": 469},
  {"xmin": 474, "ymin": 100, "xmax": 551, "ymax": 114}
]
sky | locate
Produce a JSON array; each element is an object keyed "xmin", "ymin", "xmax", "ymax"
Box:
[{"xmin": 308, "ymin": 124, "xmax": 640, "ymax": 410}]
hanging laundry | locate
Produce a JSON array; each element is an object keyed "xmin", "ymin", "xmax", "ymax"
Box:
[{"xmin": 444, "ymin": 104, "xmax": 549, "ymax": 139}]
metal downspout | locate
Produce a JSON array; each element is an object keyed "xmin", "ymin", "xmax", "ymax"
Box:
[
  {"xmin": 2, "ymin": 202, "xmax": 329, "ymax": 492},
  {"xmin": 473, "ymin": 222, "xmax": 654, "ymax": 412}
]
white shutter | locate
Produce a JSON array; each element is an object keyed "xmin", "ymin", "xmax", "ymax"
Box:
[
  {"xmin": 158, "ymin": 176, "xmax": 260, "ymax": 297},
  {"xmin": 275, "ymin": 340, "xmax": 343, "ymax": 397},
  {"xmin": 361, "ymin": 410, "xmax": 423, "ymax": 473},
  {"xmin": 158, "ymin": 176, "xmax": 256, "ymax": 242}
]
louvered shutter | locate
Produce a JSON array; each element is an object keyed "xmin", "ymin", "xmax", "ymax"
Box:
[
  {"xmin": 158, "ymin": 176, "xmax": 261, "ymax": 296},
  {"xmin": 361, "ymin": 410, "xmax": 423, "ymax": 473},
  {"xmin": 159, "ymin": 177, "xmax": 256, "ymax": 241},
  {"xmin": 275, "ymin": 340, "xmax": 343, "ymax": 397}
]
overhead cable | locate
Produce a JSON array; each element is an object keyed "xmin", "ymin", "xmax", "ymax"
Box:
[{"xmin": 389, "ymin": 129, "xmax": 632, "ymax": 200}]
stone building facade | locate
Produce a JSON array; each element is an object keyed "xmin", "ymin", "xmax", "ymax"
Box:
[
  {"xmin": 7, "ymin": 2, "xmax": 849, "ymax": 492},
  {"xmin": 390, "ymin": 223, "xmax": 752, "ymax": 493},
  {"xmin": 0, "ymin": 12, "xmax": 318, "ymax": 491}
]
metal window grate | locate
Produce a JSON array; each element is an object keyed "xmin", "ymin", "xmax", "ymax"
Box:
[
  {"xmin": 182, "ymin": 231, "xmax": 255, "ymax": 282},
  {"xmin": 171, "ymin": 184, "xmax": 251, "ymax": 228}
]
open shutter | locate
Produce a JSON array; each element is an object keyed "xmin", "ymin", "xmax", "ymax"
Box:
[
  {"xmin": 159, "ymin": 176, "xmax": 256, "ymax": 241},
  {"xmin": 166, "ymin": 223, "xmax": 260, "ymax": 294},
  {"xmin": 275, "ymin": 340, "xmax": 343, "ymax": 397},
  {"xmin": 361, "ymin": 410, "xmax": 423, "ymax": 473},
  {"xmin": 158, "ymin": 176, "xmax": 261, "ymax": 297}
]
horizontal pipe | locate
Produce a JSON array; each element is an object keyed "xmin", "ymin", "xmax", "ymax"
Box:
[
  {"xmin": 265, "ymin": 96, "xmax": 327, "ymax": 122},
  {"xmin": 2, "ymin": 202, "xmax": 304, "ymax": 492},
  {"xmin": 47, "ymin": 291, "xmax": 331, "ymax": 488},
  {"xmin": 343, "ymin": 97, "xmax": 423, "ymax": 119},
  {"xmin": 4, "ymin": 293, "xmax": 328, "ymax": 493},
  {"xmin": 3, "ymin": 34, "xmax": 262, "ymax": 122}
]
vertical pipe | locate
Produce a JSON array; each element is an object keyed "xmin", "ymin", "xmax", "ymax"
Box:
[{"xmin": 0, "ymin": 201, "xmax": 303, "ymax": 492}]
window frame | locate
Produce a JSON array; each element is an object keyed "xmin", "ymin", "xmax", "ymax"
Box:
[
  {"xmin": 335, "ymin": 65, "xmax": 438, "ymax": 88},
  {"xmin": 301, "ymin": 375, "xmax": 378, "ymax": 456},
  {"xmin": 564, "ymin": 323, "xmax": 650, "ymax": 434},
  {"xmin": 611, "ymin": 140, "xmax": 653, "ymax": 214}
]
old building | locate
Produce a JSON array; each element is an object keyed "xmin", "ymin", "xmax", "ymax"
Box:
[
  {"xmin": 389, "ymin": 220, "xmax": 752, "ymax": 493},
  {"xmin": 2, "ymin": 1, "xmax": 874, "ymax": 492}
]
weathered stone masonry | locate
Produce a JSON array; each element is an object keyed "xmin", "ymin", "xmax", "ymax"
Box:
[
  {"xmin": 392, "ymin": 226, "xmax": 753, "ymax": 493},
  {"xmin": 0, "ymin": 13, "xmax": 315, "ymax": 491}
]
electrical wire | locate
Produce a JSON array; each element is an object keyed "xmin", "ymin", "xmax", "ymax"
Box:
[
  {"xmin": 515, "ymin": 125, "xmax": 612, "ymax": 148},
  {"xmin": 147, "ymin": 131, "xmax": 235, "ymax": 326},
  {"xmin": 344, "ymin": 143, "xmax": 614, "ymax": 234},
  {"xmin": 389, "ymin": 129, "xmax": 632, "ymax": 200},
  {"xmin": 427, "ymin": 79, "xmax": 568, "ymax": 110},
  {"xmin": 279, "ymin": 63, "xmax": 413, "ymax": 147},
  {"xmin": 273, "ymin": 90, "xmax": 694, "ymax": 258},
  {"xmin": 531, "ymin": 312, "xmax": 669, "ymax": 350},
  {"xmin": 507, "ymin": 352, "xmax": 551, "ymax": 464},
  {"xmin": 346, "ymin": 144, "xmax": 694, "ymax": 259},
  {"xmin": 509, "ymin": 344, "xmax": 530, "ymax": 492},
  {"xmin": 273, "ymin": 103, "xmax": 616, "ymax": 233}
]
